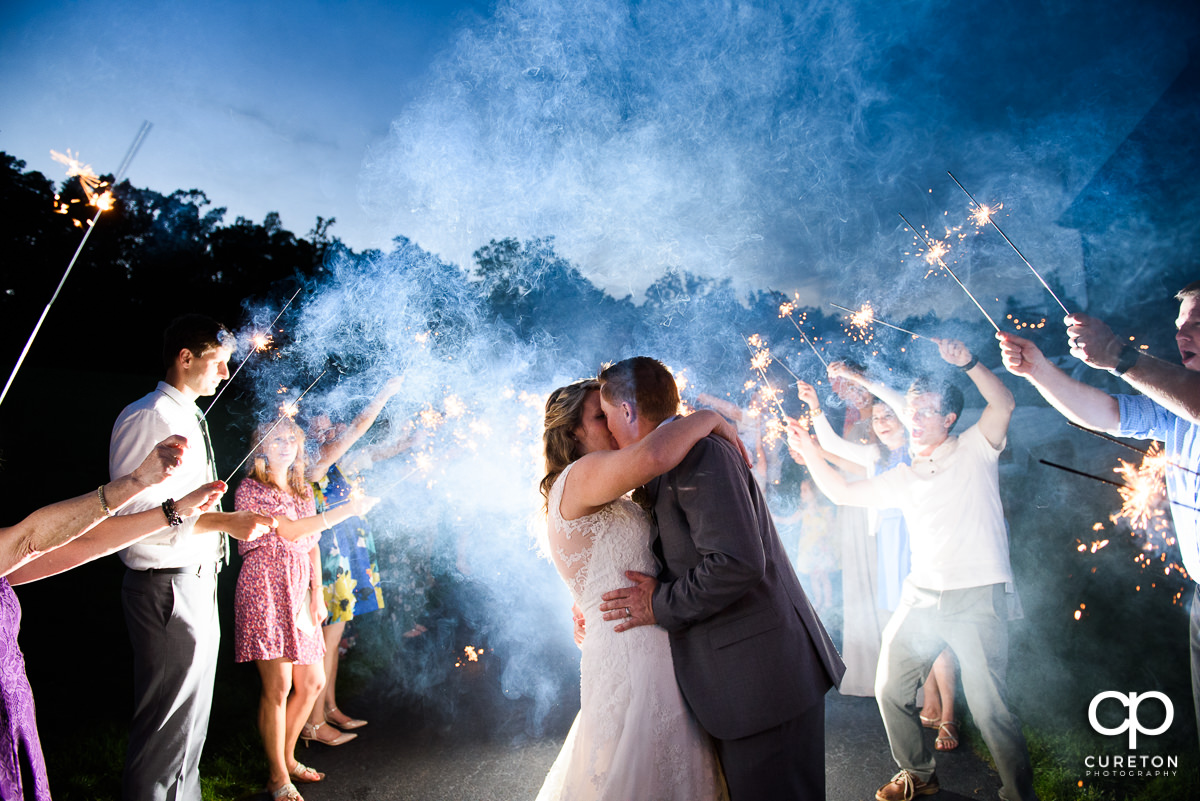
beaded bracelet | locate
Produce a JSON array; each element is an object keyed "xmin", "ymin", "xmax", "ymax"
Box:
[
  {"xmin": 97, "ymin": 485, "xmax": 113, "ymax": 517},
  {"xmin": 161, "ymin": 498, "xmax": 183, "ymax": 527}
]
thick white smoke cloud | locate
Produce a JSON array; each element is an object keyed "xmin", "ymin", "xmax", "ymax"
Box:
[{"xmin": 360, "ymin": 0, "xmax": 1193, "ymax": 315}]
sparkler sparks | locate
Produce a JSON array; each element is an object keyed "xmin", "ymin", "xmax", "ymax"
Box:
[
  {"xmin": 0, "ymin": 122, "xmax": 152, "ymax": 409},
  {"xmin": 898, "ymin": 211, "xmax": 1001, "ymax": 333},
  {"xmin": 778, "ymin": 299, "xmax": 829, "ymax": 368},
  {"xmin": 828, "ymin": 302, "xmax": 926, "ymax": 340},
  {"xmin": 223, "ymin": 369, "xmax": 327, "ymax": 484},
  {"xmin": 946, "ymin": 171, "xmax": 1071, "ymax": 316},
  {"xmin": 203, "ymin": 285, "xmax": 303, "ymax": 418}
]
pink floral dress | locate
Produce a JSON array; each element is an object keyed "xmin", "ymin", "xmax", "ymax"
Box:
[{"xmin": 233, "ymin": 478, "xmax": 325, "ymax": 664}]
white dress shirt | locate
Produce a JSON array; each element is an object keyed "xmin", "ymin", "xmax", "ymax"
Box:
[{"xmin": 109, "ymin": 381, "xmax": 223, "ymax": 569}]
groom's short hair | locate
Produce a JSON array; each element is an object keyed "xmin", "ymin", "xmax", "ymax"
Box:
[{"xmin": 598, "ymin": 357, "xmax": 680, "ymax": 425}]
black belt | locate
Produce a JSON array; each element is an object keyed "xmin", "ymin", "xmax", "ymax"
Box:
[{"xmin": 136, "ymin": 562, "xmax": 220, "ymax": 577}]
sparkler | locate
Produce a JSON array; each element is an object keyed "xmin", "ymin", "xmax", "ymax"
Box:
[
  {"xmin": 203, "ymin": 286, "xmax": 304, "ymax": 417},
  {"xmin": 947, "ymin": 171, "xmax": 1071, "ymax": 316},
  {"xmin": 223, "ymin": 369, "xmax": 327, "ymax": 483},
  {"xmin": 1039, "ymin": 458, "xmax": 1200, "ymax": 517},
  {"xmin": 898, "ymin": 211, "xmax": 1001, "ymax": 333},
  {"xmin": 0, "ymin": 121, "xmax": 153, "ymax": 408},
  {"xmin": 743, "ymin": 336, "xmax": 789, "ymax": 423},
  {"xmin": 828, "ymin": 302, "xmax": 927, "ymax": 340},
  {"xmin": 1066, "ymin": 421, "xmax": 1200, "ymax": 477},
  {"xmin": 778, "ymin": 301, "xmax": 829, "ymax": 368}
]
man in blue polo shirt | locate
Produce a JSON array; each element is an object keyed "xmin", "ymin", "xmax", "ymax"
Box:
[{"xmin": 999, "ymin": 280, "xmax": 1200, "ymax": 755}]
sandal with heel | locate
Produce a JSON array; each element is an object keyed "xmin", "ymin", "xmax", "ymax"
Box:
[
  {"xmin": 300, "ymin": 721, "xmax": 357, "ymax": 747},
  {"xmin": 325, "ymin": 705, "xmax": 368, "ymax": 730}
]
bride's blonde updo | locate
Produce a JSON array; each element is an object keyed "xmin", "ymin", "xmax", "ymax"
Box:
[{"xmin": 540, "ymin": 378, "xmax": 600, "ymax": 510}]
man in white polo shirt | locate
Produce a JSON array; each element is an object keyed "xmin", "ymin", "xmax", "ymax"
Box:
[
  {"xmin": 110, "ymin": 314, "xmax": 274, "ymax": 801},
  {"xmin": 789, "ymin": 338, "xmax": 1037, "ymax": 801}
]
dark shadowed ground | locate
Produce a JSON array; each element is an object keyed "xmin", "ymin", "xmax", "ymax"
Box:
[{"xmin": 261, "ymin": 690, "xmax": 1000, "ymax": 801}]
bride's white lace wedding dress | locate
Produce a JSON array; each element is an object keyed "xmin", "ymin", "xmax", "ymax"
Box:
[{"xmin": 536, "ymin": 463, "xmax": 727, "ymax": 801}]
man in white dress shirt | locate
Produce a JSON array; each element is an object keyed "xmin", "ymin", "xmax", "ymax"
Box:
[{"xmin": 110, "ymin": 314, "xmax": 273, "ymax": 801}]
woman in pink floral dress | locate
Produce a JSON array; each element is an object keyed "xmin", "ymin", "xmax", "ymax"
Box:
[{"xmin": 234, "ymin": 417, "xmax": 378, "ymax": 801}]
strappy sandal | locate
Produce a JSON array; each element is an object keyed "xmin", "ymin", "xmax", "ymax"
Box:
[
  {"xmin": 935, "ymin": 720, "xmax": 959, "ymax": 751},
  {"xmin": 270, "ymin": 781, "xmax": 303, "ymax": 801},
  {"xmin": 325, "ymin": 705, "xmax": 368, "ymax": 730},
  {"xmin": 919, "ymin": 713, "xmax": 940, "ymax": 729},
  {"xmin": 300, "ymin": 721, "xmax": 357, "ymax": 747},
  {"xmin": 288, "ymin": 762, "xmax": 324, "ymax": 784}
]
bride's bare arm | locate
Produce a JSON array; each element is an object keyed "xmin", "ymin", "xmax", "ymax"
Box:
[{"xmin": 564, "ymin": 410, "xmax": 743, "ymax": 514}]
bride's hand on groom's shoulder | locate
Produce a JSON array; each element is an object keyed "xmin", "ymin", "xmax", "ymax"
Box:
[{"xmin": 711, "ymin": 416, "xmax": 752, "ymax": 468}]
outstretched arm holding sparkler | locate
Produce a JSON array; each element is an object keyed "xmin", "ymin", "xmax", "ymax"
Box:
[
  {"xmin": 826, "ymin": 361, "xmax": 907, "ymax": 421},
  {"xmin": 786, "ymin": 421, "xmax": 872, "ymax": 508},
  {"xmin": 939, "ymin": 338, "xmax": 1014, "ymax": 451},
  {"xmin": 308, "ymin": 375, "xmax": 406, "ymax": 482},
  {"xmin": 1062, "ymin": 310, "xmax": 1200, "ymax": 425},
  {"xmin": 789, "ymin": 380, "xmax": 872, "ymax": 475},
  {"xmin": 997, "ymin": 331, "xmax": 1120, "ymax": 432}
]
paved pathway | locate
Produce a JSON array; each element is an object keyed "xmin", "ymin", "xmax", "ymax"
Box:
[{"xmin": 274, "ymin": 691, "xmax": 1002, "ymax": 801}]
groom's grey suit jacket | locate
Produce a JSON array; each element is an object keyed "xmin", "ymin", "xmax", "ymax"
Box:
[{"xmin": 647, "ymin": 434, "xmax": 845, "ymax": 741}]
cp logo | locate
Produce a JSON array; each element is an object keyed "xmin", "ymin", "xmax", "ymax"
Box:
[{"xmin": 1088, "ymin": 691, "xmax": 1173, "ymax": 749}]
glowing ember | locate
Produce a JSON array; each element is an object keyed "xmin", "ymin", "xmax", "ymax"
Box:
[
  {"xmin": 454, "ymin": 645, "xmax": 488, "ymax": 667},
  {"xmin": 252, "ymin": 333, "xmax": 272, "ymax": 351},
  {"xmin": 280, "ymin": 401, "xmax": 300, "ymax": 418}
]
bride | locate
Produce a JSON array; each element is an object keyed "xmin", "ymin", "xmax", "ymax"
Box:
[{"xmin": 536, "ymin": 379, "xmax": 732, "ymax": 801}]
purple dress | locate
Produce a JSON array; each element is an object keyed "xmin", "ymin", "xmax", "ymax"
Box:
[{"xmin": 0, "ymin": 577, "xmax": 50, "ymax": 800}]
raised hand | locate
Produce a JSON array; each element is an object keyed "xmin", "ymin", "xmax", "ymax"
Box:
[
  {"xmin": 131, "ymin": 435, "xmax": 189, "ymax": 488},
  {"xmin": 996, "ymin": 332, "xmax": 1047, "ymax": 378},
  {"xmin": 1066, "ymin": 313, "xmax": 1123, "ymax": 370},
  {"xmin": 795, "ymin": 380, "xmax": 820, "ymax": 412},
  {"xmin": 932, "ymin": 337, "xmax": 973, "ymax": 368}
]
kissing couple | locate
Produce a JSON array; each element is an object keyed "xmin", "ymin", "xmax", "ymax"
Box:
[{"xmin": 536, "ymin": 357, "xmax": 845, "ymax": 801}]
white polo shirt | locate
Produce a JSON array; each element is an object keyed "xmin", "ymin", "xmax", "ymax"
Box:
[{"xmin": 867, "ymin": 424, "xmax": 1013, "ymax": 591}]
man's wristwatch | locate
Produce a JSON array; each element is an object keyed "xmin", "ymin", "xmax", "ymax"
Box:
[{"xmin": 1110, "ymin": 346, "xmax": 1139, "ymax": 377}]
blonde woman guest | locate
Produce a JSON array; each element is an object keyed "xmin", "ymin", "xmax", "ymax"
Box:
[{"xmin": 233, "ymin": 418, "xmax": 379, "ymax": 801}]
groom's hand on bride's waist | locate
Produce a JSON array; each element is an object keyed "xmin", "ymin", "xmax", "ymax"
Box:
[{"xmin": 600, "ymin": 571, "xmax": 658, "ymax": 632}]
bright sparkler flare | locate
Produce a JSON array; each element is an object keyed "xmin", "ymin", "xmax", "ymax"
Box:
[
  {"xmin": 280, "ymin": 401, "xmax": 300, "ymax": 418},
  {"xmin": 750, "ymin": 348, "xmax": 772, "ymax": 372},
  {"xmin": 922, "ymin": 238, "xmax": 950, "ymax": 268},
  {"xmin": 252, "ymin": 333, "xmax": 272, "ymax": 351},
  {"xmin": 969, "ymin": 201, "xmax": 1002, "ymax": 229},
  {"xmin": 1110, "ymin": 443, "xmax": 1169, "ymax": 531}
]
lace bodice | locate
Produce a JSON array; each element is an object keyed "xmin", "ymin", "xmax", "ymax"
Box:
[{"xmin": 547, "ymin": 463, "xmax": 657, "ymax": 616}]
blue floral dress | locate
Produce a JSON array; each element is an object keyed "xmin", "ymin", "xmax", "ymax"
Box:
[{"xmin": 312, "ymin": 465, "xmax": 385, "ymax": 624}]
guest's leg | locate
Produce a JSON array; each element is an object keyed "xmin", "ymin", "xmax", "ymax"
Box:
[
  {"xmin": 307, "ymin": 621, "xmax": 344, "ymax": 728},
  {"xmin": 875, "ymin": 587, "xmax": 943, "ymax": 782},
  {"xmin": 715, "ymin": 698, "xmax": 826, "ymax": 801},
  {"xmin": 121, "ymin": 570, "xmax": 218, "ymax": 801},
  {"xmin": 941, "ymin": 585, "xmax": 1036, "ymax": 801},
  {"xmin": 934, "ymin": 649, "xmax": 958, "ymax": 723},
  {"xmin": 256, "ymin": 659, "xmax": 294, "ymax": 793},
  {"xmin": 288, "ymin": 661, "xmax": 326, "ymax": 767}
]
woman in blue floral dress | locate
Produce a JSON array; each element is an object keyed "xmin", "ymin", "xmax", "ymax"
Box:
[{"xmin": 302, "ymin": 377, "xmax": 414, "ymax": 742}]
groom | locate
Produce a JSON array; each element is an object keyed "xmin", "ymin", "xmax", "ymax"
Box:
[{"xmin": 598, "ymin": 356, "xmax": 845, "ymax": 800}]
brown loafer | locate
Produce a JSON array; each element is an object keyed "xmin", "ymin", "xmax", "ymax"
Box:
[{"xmin": 875, "ymin": 769, "xmax": 940, "ymax": 801}]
